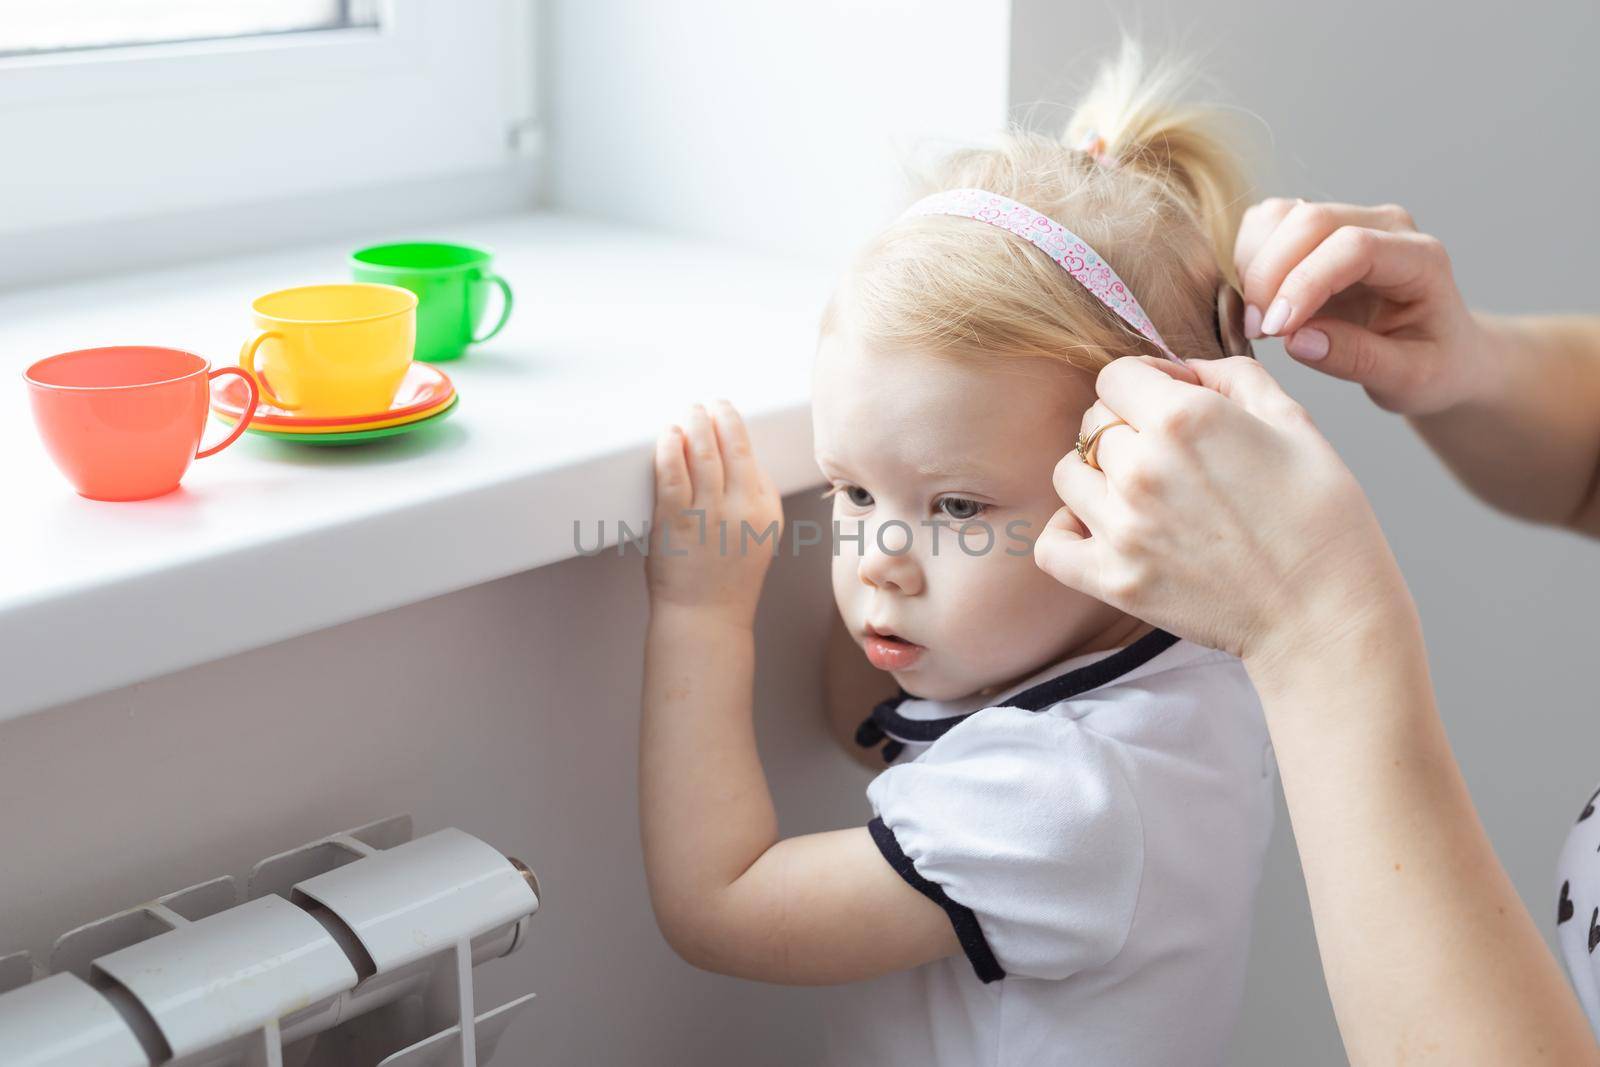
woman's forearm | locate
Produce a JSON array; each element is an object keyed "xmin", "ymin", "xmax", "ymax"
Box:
[
  {"xmin": 1247, "ymin": 608, "xmax": 1597, "ymax": 1065},
  {"xmin": 1410, "ymin": 313, "xmax": 1600, "ymax": 533},
  {"xmin": 639, "ymin": 604, "xmax": 779, "ymax": 962}
]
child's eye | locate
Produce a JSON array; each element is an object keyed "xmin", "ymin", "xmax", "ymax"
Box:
[
  {"xmin": 843, "ymin": 486, "xmax": 874, "ymax": 507},
  {"xmin": 937, "ymin": 497, "xmax": 987, "ymax": 521},
  {"xmin": 821, "ymin": 483, "xmax": 874, "ymax": 507}
]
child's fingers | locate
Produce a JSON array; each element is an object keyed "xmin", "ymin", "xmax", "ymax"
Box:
[
  {"xmin": 654, "ymin": 425, "xmax": 692, "ymax": 512},
  {"xmin": 681, "ymin": 402, "xmax": 725, "ymax": 506},
  {"xmin": 709, "ymin": 398, "xmax": 758, "ymax": 494}
]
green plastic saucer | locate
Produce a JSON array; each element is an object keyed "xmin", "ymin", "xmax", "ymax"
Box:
[{"xmin": 217, "ymin": 395, "xmax": 459, "ymax": 445}]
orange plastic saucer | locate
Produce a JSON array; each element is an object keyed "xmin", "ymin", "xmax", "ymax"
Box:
[{"xmin": 220, "ymin": 392, "xmax": 455, "ymax": 433}]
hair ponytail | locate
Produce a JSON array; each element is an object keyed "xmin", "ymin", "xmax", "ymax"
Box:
[
  {"xmin": 827, "ymin": 38, "xmax": 1258, "ymax": 369},
  {"xmin": 1065, "ymin": 39, "xmax": 1251, "ymax": 289}
]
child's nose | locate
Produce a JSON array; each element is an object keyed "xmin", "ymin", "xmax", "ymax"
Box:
[{"xmin": 858, "ymin": 526, "xmax": 923, "ymax": 596}]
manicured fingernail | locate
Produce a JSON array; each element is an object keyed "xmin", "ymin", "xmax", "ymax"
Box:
[
  {"xmin": 1243, "ymin": 303, "xmax": 1263, "ymax": 339},
  {"xmin": 1286, "ymin": 327, "xmax": 1329, "ymax": 361},
  {"xmin": 1259, "ymin": 297, "xmax": 1291, "ymax": 336}
]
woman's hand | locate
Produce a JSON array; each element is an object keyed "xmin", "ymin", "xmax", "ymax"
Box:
[
  {"xmin": 1235, "ymin": 198, "xmax": 1494, "ymax": 415},
  {"xmin": 646, "ymin": 399, "xmax": 784, "ymax": 628},
  {"xmin": 1033, "ymin": 356, "xmax": 1415, "ymax": 668},
  {"xmin": 1034, "ymin": 356, "xmax": 1600, "ymax": 1065}
]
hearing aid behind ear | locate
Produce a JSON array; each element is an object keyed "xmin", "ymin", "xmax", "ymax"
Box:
[{"xmin": 1214, "ymin": 282, "xmax": 1255, "ymax": 360}]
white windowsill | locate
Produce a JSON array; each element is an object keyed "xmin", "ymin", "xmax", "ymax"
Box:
[{"xmin": 0, "ymin": 210, "xmax": 836, "ymax": 723}]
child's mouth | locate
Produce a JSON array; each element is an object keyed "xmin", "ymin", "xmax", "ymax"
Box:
[{"xmin": 863, "ymin": 629, "xmax": 925, "ymax": 671}]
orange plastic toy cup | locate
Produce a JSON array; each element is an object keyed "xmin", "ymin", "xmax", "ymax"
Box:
[{"xmin": 24, "ymin": 346, "xmax": 259, "ymax": 501}]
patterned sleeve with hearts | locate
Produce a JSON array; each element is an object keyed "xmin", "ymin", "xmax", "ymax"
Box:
[{"xmin": 1556, "ymin": 782, "xmax": 1600, "ymax": 1033}]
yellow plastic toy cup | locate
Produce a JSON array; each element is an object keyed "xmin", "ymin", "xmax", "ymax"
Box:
[{"xmin": 239, "ymin": 283, "xmax": 417, "ymax": 417}]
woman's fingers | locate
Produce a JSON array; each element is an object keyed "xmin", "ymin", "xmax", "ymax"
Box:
[
  {"xmin": 1232, "ymin": 197, "xmax": 1478, "ymax": 417},
  {"xmin": 1129, "ymin": 353, "xmax": 1200, "ymax": 386},
  {"xmin": 1034, "ymin": 506, "xmax": 1102, "ymax": 601},
  {"xmin": 1078, "ymin": 400, "xmax": 1139, "ymax": 482},
  {"xmin": 1093, "ymin": 357, "xmax": 1207, "ymax": 433},
  {"xmin": 1236, "ymin": 200, "xmax": 1417, "ymax": 336},
  {"xmin": 1269, "ymin": 227, "xmax": 1445, "ymax": 340},
  {"xmin": 1181, "ymin": 356, "xmax": 1307, "ymax": 427},
  {"xmin": 1231, "ymin": 197, "xmax": 1297, "ymax": 303},
  {"xmin": 681, "ymin": 402, "xmax": 724, "ymax": 506},
  {"xmin": 1051, "ymin": 448, "xmax": 1110, "ymax": 534},
  {"xmin": 1283, "ymin": 318, "xmax": 1440, "ymax": 411}
]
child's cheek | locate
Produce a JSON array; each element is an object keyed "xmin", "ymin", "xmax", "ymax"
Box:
[
  {"xmin": 952, "ymin": 548, "xmax": 1093, "ymax": 665},
  {"xmin": 926, "ymin": 547, "xmax": 1031, "ymax": 646},
  {"xmin": 830, "ymin": 549, "xmax": 858, "ymax": 608}
]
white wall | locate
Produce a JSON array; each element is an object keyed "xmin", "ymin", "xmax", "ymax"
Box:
[
  {"xmin": 1008, "ymin": 3, "xmax": 1600, "ymax": 1062},
  {"xmin": 0, "ymin": 491, "xmax": 866, "ymax": 1063},
  {"xmin": 542, "ymin": 0, "xmax": 1013, "ymax": 265}
]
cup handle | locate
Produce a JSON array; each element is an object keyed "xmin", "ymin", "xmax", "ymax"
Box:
[
  {"xmin": 239, "ymin": 330, "xmax": 297, "ymax": 410},
  {"xmin": 198, "ymin": 366, "xmax": 259, "ymax": 459},
  {"xmin": 471, "ymin": 274, "xmax": 515, "ymax": 344}
]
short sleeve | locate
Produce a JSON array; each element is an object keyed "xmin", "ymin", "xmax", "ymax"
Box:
[{"xmin": 866, "ymin": 705, "xmax": 1144, "ymax": 983}]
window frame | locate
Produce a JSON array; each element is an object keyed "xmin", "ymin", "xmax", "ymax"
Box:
[
  {"xmin": 0, "ymin": 2, "xmax": 420, "ymax": 108},
  {"xmin": 0, "ymin": 0, "xmax": 536, "ymax": 246}
]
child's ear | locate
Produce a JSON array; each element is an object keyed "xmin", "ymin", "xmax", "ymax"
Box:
[{"xmin": 1214, "ymin": 282, "xmax": 1256, "ymax": 360}]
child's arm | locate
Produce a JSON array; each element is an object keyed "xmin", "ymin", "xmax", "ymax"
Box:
[
  {"xmin": 823, "ymin": 610, "xmax": 899, "ymax": 772},
  {"xmin": 640, "ymin": 400, "xmax": 960, "ymax": 984}
]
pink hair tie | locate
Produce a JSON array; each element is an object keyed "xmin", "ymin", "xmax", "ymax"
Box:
[
  {"xmin": 902, "ymin": 187, "xmax": 1181, "ymax": 362},
  {"xmin": 1075, "ymin": 128, "xmax": 1117, "ymax": 169}
]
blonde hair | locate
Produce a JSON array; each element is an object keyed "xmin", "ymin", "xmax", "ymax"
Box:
[{"xmin": 821, "ymin": 40, "xmax": 1253, "ymax": 373}]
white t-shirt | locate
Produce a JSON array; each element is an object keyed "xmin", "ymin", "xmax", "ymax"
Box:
[{"xmin": 824, "ymin": 629, "xmax": 1277, "ymax": 1067}]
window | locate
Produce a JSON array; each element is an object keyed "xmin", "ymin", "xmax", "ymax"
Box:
[
  {"xmin": 0, "ymin": 0, "xmax": 379, "ymax": 58},
  {"xmin": 0, "ymin": 0, "xmax": 539, "ymax": 284}
]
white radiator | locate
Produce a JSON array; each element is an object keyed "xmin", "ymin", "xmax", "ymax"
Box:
[{"xmin": 0, "ymin": 816, "xmax": 543, "ymax": 1067}]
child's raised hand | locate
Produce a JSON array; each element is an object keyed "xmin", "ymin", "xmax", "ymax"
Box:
[{"xmin": 646, "ymin": 399, "xmax": 784, "ymax": 627}]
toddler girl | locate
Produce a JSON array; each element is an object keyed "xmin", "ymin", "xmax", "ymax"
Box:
[{"xmin": 640, "ymin": 42, "xmax": 1275, "ymax": 1066}]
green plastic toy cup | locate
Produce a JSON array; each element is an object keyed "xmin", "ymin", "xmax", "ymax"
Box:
[{"xmin": 348, "ymin": 241, "xmax": 514, "ymax": 362}]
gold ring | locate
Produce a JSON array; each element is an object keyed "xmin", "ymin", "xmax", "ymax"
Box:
[{"xmin": 1075, "ymin": 418, "xmax": 1129, "ymax": 471}]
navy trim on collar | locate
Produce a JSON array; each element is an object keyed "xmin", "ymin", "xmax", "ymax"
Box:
[{"xmin": 856, "ymin": 628, "xmax": 1180, "ymax": 759}]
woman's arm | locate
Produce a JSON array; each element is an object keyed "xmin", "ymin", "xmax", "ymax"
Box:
[
  {"xmin": 1232, "ymin": 198, "xmax": 1600, "ymax": 534},
  {"xmin": 1410, "ymin": 313, "xmax": 1600, "ymax": 531},
  {"xmin": 640, "ymin": 400, "xmax": 959, "ymax": 983},
  {"xmin": 1035, "ymin": 356, "xmax": 1600, "ymax": 1064},
  {"xmin": 1251, "ymin": 598, "xmax": 1596, "ymax": 1065}
]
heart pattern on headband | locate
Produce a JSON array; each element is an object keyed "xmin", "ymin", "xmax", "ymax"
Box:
[{"xmin": 902, "ymin": 187, "xmax": 1180, "ymax": 362}]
